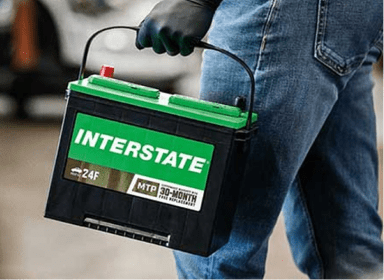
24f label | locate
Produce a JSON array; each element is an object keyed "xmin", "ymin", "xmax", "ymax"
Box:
[{"xmin": 70, "ymin": 167, "xmax": 100, "ymax": 181}]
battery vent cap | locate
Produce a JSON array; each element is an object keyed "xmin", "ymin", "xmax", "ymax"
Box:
[{"xmin": 100, "ymin": 65, "xmax": 114, "ymax": 78}]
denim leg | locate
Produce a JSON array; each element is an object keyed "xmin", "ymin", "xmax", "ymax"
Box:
[
  {"xmin": 173, "ymin": 0, "xmax": 383, "ymax": 278},
  {"xmin": 283, "ymin": 48, "xmax": 383, "ymax": 279}
]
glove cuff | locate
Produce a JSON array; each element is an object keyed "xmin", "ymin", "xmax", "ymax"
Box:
[{"xmin": 187, "ymin": 0, "xmax": 222, "ymax": 10}]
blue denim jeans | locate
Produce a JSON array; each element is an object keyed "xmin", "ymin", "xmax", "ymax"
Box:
[{"xmin": 173, "ymin": 0, "xmax": 383, "ymax": 278}]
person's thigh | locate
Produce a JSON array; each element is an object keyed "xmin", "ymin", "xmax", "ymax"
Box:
[
  {"xmin": 283, "ymin": 47, "xmax": 383, "ymax": 279},
  {"xmin": 174, "ymin": 0, "xmax": 383, "ymax": 278}
]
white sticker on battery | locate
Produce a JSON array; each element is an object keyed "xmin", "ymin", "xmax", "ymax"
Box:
[{"xmin": 127, "ymin": 174, "xmax": 204, "ymax": 211}]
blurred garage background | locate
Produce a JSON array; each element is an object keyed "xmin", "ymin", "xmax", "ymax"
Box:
[
  {"xmin": 0, "ymin": 0, "xmax": 382, "ymax": 278},
  {"xmin": 0, "ymin": 0, "xmax": 202, "ymax": 118}
]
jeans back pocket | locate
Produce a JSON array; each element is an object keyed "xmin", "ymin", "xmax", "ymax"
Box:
[{"xmin": 315, "ymin": 0, "xmax": 383, "ymax": 76}]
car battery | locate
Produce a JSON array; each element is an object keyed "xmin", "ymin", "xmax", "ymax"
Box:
[{"xmin": 44, "ymin": 26, "xmax": 258, "ymax": 256}]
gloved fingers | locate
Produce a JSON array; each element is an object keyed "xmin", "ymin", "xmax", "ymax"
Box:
[
  {"xmin": 179, "ymin": 37, "xmax": 196, "ymax": 56},
  {"xmin": 135, "ymin": 20, "xmax": 144, "ymax": 49},
  {"xmin": 180, "ymin": 45, "xmax": 194, "ymax": 56},
  {"xmin": 135, "ymin": 22, "xmax": 152, "ymax": 50},
  {"xmin": 136, "ymin": 21, "xmax": 174, "ymax": 55},
  {"xmin": 135, "ymin": 0, "xmax": 215, "ymax": 56},
  {"xmin": 159, "ymin": 30, "xmax": 180, "ymax": 56},
  {"xmin": 137, "ymin": 25, "xmax": 182, "ymax": 56},
  {"xmin": 152, "ymin": 36, "xmax": 167, "ymax": 54},
  {"xmin": 137, "ymin": 30, "xmax": 196, "ymax": 56},
  {"xmin": 135, "ymin": 38, "xmax": 145, "ymax": 50}
]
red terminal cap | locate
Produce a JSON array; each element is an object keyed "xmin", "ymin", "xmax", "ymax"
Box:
[{"xmin": 100, "ymin": 65, "xmax": 114, "ymax": 78}]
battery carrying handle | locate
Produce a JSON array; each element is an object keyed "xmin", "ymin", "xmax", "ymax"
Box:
[{"xmin": 78, "ymin": 26, "xmax": 256, "ymax": 130}]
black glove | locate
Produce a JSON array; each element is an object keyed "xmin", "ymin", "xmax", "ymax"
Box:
[{"xmin": 136, "ymin": 0, "xmax": 222, "ymax": 56}]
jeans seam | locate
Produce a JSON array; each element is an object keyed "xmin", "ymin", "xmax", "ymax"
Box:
[
  {"xmin": 252, "ymin": 0, "xmax": 279, "ymax": 107},
  {"xmin": 296, "ymin": 176, "xmax": 325, "ymax": 279},
  {"xmin": 253, "ymin": 0, "xmax": 279, "ymax": 70},
  {"xmin": 207, "ymin": 252, "xmax": 215, "ymax": 278},
  {"xmin": 261, "ymin": 0, "xmax": 279, "ymax": 51},
  {"xmin": 373, "ymin": 28, "xmax": 383, "ymax": 51}
]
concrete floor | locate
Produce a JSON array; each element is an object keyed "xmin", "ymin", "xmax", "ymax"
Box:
[{"xmin": 0, "ymin": 64, "xmax": 382, "ymax": 278}]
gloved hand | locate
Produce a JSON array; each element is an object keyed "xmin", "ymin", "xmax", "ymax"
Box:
[{"xmin": 136, "ymin": 0, "xmax": 222, "ymax": 56}]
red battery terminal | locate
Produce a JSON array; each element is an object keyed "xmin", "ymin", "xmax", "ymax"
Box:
[{"xmin": 100, "ymin": 65, "xmax": 114, "ymax": 78}]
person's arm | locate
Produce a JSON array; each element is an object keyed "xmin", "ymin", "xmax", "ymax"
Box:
[{"xmin": 136, "ymin": 0, "xmax": 222, "ymax": 56}]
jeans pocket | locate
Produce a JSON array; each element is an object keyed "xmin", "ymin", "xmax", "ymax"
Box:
[{"xmin": 314, "ymin": 0, "xmax": 383, "ymax": 76}]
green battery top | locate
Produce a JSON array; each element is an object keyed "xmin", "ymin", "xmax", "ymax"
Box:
[{"xmin": 68, "ymin": 75, "xmax": 258, "ymax": 129}]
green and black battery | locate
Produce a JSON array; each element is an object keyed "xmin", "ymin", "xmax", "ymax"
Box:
[{"xmin": 45, "ymin": 26, "xmax": 258, "ymax": 256}]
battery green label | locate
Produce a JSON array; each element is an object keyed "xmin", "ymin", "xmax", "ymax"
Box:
[{"xmin": 64, "ymin": 113, "xmax": 214, "ymax": 211}]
